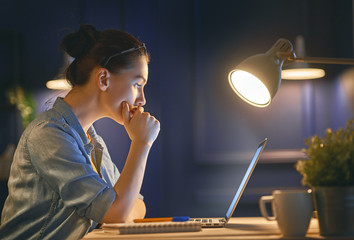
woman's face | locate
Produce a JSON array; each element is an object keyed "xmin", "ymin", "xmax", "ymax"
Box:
[{"xmin": 101, "ymin": 56, "xmax": 148, "ymax": 124}]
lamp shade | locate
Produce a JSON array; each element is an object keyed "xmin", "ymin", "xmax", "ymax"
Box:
[{"xmin": 228, "ymin": 39, "xmax": 292, "ymax": 107}]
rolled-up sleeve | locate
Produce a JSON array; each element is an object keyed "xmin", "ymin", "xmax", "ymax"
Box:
[{"xmin": 27, "ymin": 120, "xmax": 116, "ymax": 223}]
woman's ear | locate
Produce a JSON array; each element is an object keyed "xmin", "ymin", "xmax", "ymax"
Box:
[{"xmin": 97, "ymin": 68, "xmax": 110, "ymax": 91}]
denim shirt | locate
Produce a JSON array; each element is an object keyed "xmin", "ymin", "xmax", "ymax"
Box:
[{"xmin": 0, "ymin": 98, "xmax": 122, "ymax": 240}]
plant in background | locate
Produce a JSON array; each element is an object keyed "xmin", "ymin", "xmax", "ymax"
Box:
[
  {"xmin": 296, "ymin": 119, "xmax": 354, "ymax": 187},
  {"xmin": 6, "ymin": 86, "xmax": 36, "ymax": 130}
]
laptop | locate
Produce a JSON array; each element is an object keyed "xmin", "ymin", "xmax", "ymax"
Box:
[{"xmin": 190, "ymin": 138, "xmax": 267, "ymax": 227}]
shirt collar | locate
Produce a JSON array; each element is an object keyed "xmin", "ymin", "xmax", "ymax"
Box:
[{"xmin": 53, "ymin": 97, "xmax": 93, "ymax": 154}]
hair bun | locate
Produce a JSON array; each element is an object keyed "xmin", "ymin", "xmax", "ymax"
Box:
[{"xmin": 60, "ymin": 24, "xmax": 100, "ymax": 58}]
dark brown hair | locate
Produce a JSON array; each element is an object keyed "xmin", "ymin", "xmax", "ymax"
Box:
[{"xmin": 60, "ymin": 24, "xmax": 149, "ymax": 86}]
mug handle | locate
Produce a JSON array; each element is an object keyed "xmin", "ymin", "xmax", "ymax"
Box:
[{"xmin": 259, "ymin": 195, "xmax": 276, "ymax": 221}]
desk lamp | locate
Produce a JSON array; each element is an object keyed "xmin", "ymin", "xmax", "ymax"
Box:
[{"xmin": 228, "ymin": 38, "xmax": 354, "ymax": 107}]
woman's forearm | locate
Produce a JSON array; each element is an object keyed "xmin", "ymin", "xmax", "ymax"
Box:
[{"xmin": 102, "ymin": 141, "xmax": 150, "ymax": 223}]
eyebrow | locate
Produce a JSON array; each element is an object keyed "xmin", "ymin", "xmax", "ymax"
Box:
[{"xmin": 136, "ymin": 75, "xmax": 147, "ymax": 83}]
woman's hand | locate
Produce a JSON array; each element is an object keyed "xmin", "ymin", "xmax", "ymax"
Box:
[{"xmin": 122, "ymin": 102, "xmax": 160, "ymax": 146}]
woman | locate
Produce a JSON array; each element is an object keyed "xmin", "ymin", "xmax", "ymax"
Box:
[{"xmin": 0, "ymin": 24, "xmax": 160, "ymax": 239}]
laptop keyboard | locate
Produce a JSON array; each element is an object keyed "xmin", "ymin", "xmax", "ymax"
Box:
[
  {"xmin": 197, "ymin": 219, "xmax": 224, "ymax": 223},
  {"xmin": 192, "ymin": 218, "xmax": 226, "ymax": 224}
]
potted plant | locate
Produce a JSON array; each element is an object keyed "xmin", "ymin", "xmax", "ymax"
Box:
[{"xmin": 296, "ymin": 119, "xmax": 354, "ymax": 237}]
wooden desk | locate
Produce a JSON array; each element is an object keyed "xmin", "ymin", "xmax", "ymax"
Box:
[{"xmin": 82, "ymin": 217, "xmax": 328, "ymax": 239}]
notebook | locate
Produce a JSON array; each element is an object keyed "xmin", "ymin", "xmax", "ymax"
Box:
[
  {"xmin": 102, "ymin": 221, "xmax": 201, "ymax": 234},
  {"xmin": 190, "ymin": 138, "xmax": 267, "ymax": 227}
]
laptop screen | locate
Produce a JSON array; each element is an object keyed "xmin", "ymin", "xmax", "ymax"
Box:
[{"xmin": 225, "ymin": 138, "xmax": 267, "ymax": 221}]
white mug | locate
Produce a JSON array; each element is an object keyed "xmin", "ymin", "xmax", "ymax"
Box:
[{"xmin": 259, "ymin": 189, "xmax": 313, "ymax": 237}]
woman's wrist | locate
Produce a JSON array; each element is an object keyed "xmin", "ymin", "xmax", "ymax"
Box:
[{"xmin": 131, "ymin": 139, "xmax": 154, "ymax": 149}]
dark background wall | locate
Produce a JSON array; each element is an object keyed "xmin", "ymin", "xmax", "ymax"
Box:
[{"xmin": 0, "ymin": 0, "xmax": 353, "ymax": 218}]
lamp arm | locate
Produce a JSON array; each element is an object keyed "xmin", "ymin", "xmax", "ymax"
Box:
[
  {"xmin": 277, "ymin": 52, "xmax": 354, "ymax": 65},
  {"xmin": 292, "ymin": 56, "xmax": 354, "ymax": 65}
]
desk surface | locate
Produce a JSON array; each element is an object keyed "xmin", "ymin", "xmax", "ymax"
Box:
[{"xmin": 82, "ymin": 217, "xmax": 329, "ymax": 240}]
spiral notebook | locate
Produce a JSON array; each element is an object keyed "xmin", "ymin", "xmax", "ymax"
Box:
[{"xmin": 102, "ymin": 221, "xmax": 201, "ymax": 234}]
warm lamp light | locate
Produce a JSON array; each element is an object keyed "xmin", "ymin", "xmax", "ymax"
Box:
[
  {"xmin": 229, "ymin": 70, "xmax": 271, "ymax": 107},
  {"xmin": 47, "ymin": 53, "xmax": 73, "ymax": 90},
  {"xmin": 46, "ymin": 79, "xmax": 71, "ymax": 90},
  {"xmin": 281, "ymin": 68, "xmax": 325, "ymax": 80},
  {"xmin": 229, "ymin": 38, "xmax": 354, "ymax": 107},
  {"xmin": 281, "ymin": 35, "xmax": 325, "ymax": 80}
]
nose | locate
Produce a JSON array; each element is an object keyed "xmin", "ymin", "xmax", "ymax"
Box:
[{"xmin": 135, "ymin": 90, "xmax": 146, "ymax": 107}]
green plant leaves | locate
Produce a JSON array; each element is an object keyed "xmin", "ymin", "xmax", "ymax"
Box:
[
  {"xmin": 296, "ymin": 119, "xmax": 354, "ymax": 187},
  {"xmin": 6, "ymin": 86, "xmax": 36, "ymax": 130}
]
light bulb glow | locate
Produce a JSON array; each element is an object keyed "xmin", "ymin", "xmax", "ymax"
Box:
[
  {"xmin": 282, "ymin": 68, "xmax": 325, "ymax": 80},
  {"xmin": 229, "ymin": 70, "xmax": 271, "ymax": 107},
  {"xmin": 46, "ymin": 79, "xmax": 72, "ymax": 90}
]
